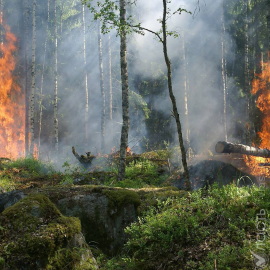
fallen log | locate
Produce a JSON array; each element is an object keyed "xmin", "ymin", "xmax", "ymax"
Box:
[{"xmin": 215, "ymin": 141, "xmax": 270, "ymax": 158}]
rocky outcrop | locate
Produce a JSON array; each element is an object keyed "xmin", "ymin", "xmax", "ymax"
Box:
[
  {"xmin": 0, "ymin": 193, "xmax": 99, "ymax": 270},
  {"xmin": 0, "ymin": 190, "xmax": 26, "ymax": 213},
  {"xmin": 164, "ymin": 160, "xmax": 257, "ymax": 190},
  {"xmin": 0, "ymin": 186, "xmax": 141, "ymax": 256}
]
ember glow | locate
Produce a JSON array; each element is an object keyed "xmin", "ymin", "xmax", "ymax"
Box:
[
  {"xmin": 244, "ymin": 60, "xmax": 270, "ymax": 178},
  {"xmin": 0, "ymin": 16, "xmax": 25, "ymax": 159}
]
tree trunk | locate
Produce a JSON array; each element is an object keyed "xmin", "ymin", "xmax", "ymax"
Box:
[
  {"xmin": 108, "ymin": 35, "xmax": 113, "ymax": 122},
  {"xmin": 254, "ymin": 0, "xmax": 261, "ymax": 74},
  {"xmin": 267, "ymin": 0, "xmax": 270, "ymax": 53},
  {"xmin": 117, "ymin": 0, "xmax": 129, "ymax": 181},
  {"xmin": 38, "ymin": 0, "xmax": 50, "ymax": 156},
  {"xmin": 215, "ymin": 141, "xmax": 270, "ymax": 157},
  {"xmin": 82, "ymin": 5, "xmax": 89, "ymax": 151},
  {"xmin": 98, "ymin": 20, "xmax": 105, "ymax": 153},
  {"xmin": 24, "ymin": 0, "xmax": 30, "ymax": 156},
  {"xmin": 162, "ymin": 0, "xmax": 190, "ymax": 190},
  {"xmin": 221, "ymin": 0, "xmax": 227, "ymax": 141},
  {"xmin": 244, "ymin": 0, "xmax": 250, "ymax": 142},
  {"xmin": 54, "ymin": 0, "xmax": 58, "ymax": 154},
  {"xmin": 182, "ymin": 32, "xmax": 191, "ymax": 158},
  {"xmin": 29, "ymin": 0, "xmax": 36, "ymax": 156}
]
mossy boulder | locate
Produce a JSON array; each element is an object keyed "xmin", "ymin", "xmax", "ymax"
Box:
[
  {"xmin": 0, "ymin": 186, "xmax": 185, "ymax": 258},
  {"xmin": 0, "ymin": 194, "xmax": 99, "ymax": 270},
  {"xmin": 52, "ymin": 186, "xmax": 140, "ymax": 256}
]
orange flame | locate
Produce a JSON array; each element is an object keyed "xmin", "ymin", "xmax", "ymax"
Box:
[
  {"xmin": 244, "ymin": 59, "xmax": 270, "ymax": 178},
  {"xmin": 0, "ymin": 16, "xmax": 25, "ymax": 159}
]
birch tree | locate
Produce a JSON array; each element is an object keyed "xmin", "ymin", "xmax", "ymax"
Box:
[
  {"xmin": 23, "ymin": 0, "xmax": 30, "ymax": 156},
  {"xmin": 29, "ymin": 0, "xmax": 36, "ymax": 155},
  {"xmin": 38, "ymin": 0, "xmax": 50, "ymax": 156},
  {"xmin": 108, "ymin": 35, "xmax": 113, "ymax": 122},
  {"xmin": 82, "ymin": 4, "xmax": 89, "ymax": 151},
  {"xmin": 82, "ymin": 0, "xmax": 132, "ymax": 180},
  {"xmin": 244, "ymin": 0, "xmax": 250, "ymax": 142},
  {"xmin": 98, "ymin": 20, "xmax": 106, "ymax": 153},
  {"xmin": 54, "ymin": 0, "xmax": 59, "ymax": 154}
]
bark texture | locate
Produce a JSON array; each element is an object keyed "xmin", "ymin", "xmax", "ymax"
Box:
[
  {"xmin": 117, "ymin": 0, "xmax": 129, "ymax": 181},
  {"xmin": 108, "ymin": 35, "xmax": 113, "ymax": 121},
  {"xmin": 38, "ymin": 0, "xmax": 50, "ymax": 156},
  {"xmin": 182, "ymin": 33, "xmax": 191, "ymax": 159},
  {"xmin": 98, "ymin": 20, "xmax": 106, "ymax": 153},
  {"xmin": 29, "ymin": 0, "xmax": 36, "ymax": 155},
  {"xmin": 221, "ymin": 1, "xmax": 227, "ymax": 141},
  {"xmin": 24, "ymin": 0, "xmax": 30, "ymax": 156},
  {"xmin": 215, "ymin": 141, "xmax": 270, "ymax": 157},
  {"xmin": 162, "ymin": 0, "xmax": 190, "ymax": 190},
  {"xmin": 82, "ymin": 5, "xmax": 89, "ymax": 151},
  {"xmin": 54, "ymin": 0, "xmax": 59, "ymax": 153}
]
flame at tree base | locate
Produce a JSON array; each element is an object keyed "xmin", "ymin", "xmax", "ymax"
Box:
[{"xmin": 0, "ymin": 16, "xmax": 25, "ymax": 159}]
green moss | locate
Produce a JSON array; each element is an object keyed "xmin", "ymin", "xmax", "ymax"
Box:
[
  {"xmin": 48, "ymin": 247, "xmax": 98, "ymax": 270},
  {"xmin": 136, "ymin": 187, "xmax": 187, "ymax": 214},
  {"xmin": 0, "ymin": 193, "xmax": 82, "ymax": 269},
  {"xmin": 102, "ymin": 188, "xmax": 141, "ymax": 215}
]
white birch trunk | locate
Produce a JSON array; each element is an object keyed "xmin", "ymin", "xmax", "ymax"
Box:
[
  {"xmin": 98, "ymin": 20, "xmax": 105, "ymax": 152},
  {"xmin": 29, "ymin": 0, "xmax": 36, "ymax": 155},
  {"xmin": 38, "ymin": 0, "xmax": 50, "ymax": 156},
  {"xmin": 54, "ymin": 0, "xmax": 58, "ymax": 153},
  {"xmin": 82, "ymin": 5, "xmax": 89, "ymax": 151}
]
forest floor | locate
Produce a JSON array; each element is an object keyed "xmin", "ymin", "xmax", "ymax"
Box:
[{"xmin": 0, "ymin": 155, "xmax": 269, "ymax": 269}]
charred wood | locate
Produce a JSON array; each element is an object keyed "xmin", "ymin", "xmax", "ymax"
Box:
[
  {"xmin": 215, "ymin": 141, "xmax": 270, "ymax": 157},
  {"xmin": 72, "ymin": 146, "xmax": 95, "ymax": 167}
]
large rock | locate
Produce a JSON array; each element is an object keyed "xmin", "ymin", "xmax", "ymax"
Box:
[
  {"xmin": 164, "ymin": 160, "xmax": 257, "ymax": 190},
  {"xmin": 48, "ymin": 186, "xmax": 141, "ymax": 256},
  {"xmin": 0, "ymin": 186, "xmax": 141, "ymax": 256},
  {"xmin": 0, "ymin": 190, "xmax": 26, "ymax": 213},
  {"xmin": 0, "ymin": 193, "xmax": 99, "ymax": 270}
]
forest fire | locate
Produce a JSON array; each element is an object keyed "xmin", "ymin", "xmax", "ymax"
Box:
[
  {"xmin": 244, "ymin": 59, "xmax": 270, "ymax": 178},
  {"xmin": 0, "ymin": 16, "xmax": 24, "ymax": 159}
]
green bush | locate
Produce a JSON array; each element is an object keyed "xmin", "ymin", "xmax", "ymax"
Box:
[
  {"xmin": 4, "ymin": 157, "xmax": 55, "ymax": 176},
  {"xmin": 122, "ymin": 183, "xmax": 270, "ymax": 269}
]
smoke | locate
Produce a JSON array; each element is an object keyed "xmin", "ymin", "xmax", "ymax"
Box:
[
  {"xmin": 129, "ymin": 0, "xmax": 238, "ymax": 154},
  {"xmin": 3, "ymin": 0, "xmax": 244, "ymax": 166}
]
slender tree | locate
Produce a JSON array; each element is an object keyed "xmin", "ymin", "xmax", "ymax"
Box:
[
  {"xmin": 108, "ymin": 35, "xmax": 113, "ymax": 122},
  {"xmin": 54, "ymin": 0, "xmax": 59, "ymax": 154},
  {"xmin": 29, "ymin": 0, "xmax": 36, "ymax": 155},
  {"xmin": 161, "ymin": 0, "xmax": 190, "ymax": 189},
  {"xmin": 23, "ymin": 0, "xmax": 30, "ymax": 156},
  {"xmin": 244, "ymin": 0, "xmax": 250, "ymax": 142},
  {"xmin": 82, "ymin": 4, "xmax": 89, "ymax": 151},
  {"xmin": 221, "ymin": 0, "xmax": 227, "ymax": 141},
  {"xmin": 38, "ymin": 0, "xmax": 50, "ymax": 156},
  {"xmin": 267, "ymin": 0, "xmax": 270, "ymax": 53},
  {"xmin": 182, "ymin": 32, "xmax": 191, "ymax": 158},
  {"xmin": 125, "ymin": 1, "xmax": 191, "ymax": 189},
  {"xmin": 98, "ymin": 20, "xmax": 106, "ymax": 153},
  {"xmin": 117, "ymin": 0, "xmax": 130, "ymax": 181}
]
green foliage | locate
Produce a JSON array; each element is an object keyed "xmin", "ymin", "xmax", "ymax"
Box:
[
  {"xmin": 4, "ymin": 157, "xmax": 55, "ymax": 177},
  {"xmin": 119, "ymin": 183, "xmax": 270, "ymax": 269}
]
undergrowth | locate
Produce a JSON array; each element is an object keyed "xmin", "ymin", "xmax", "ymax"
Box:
[{"xmin": 97, "ymin": 183, "xmax": 270, "ymax": 270}]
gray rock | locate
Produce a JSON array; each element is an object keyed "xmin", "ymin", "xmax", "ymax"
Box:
[{"xmin": 0, "ymin": 190, "xmax": 26, "ymax": 213}]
